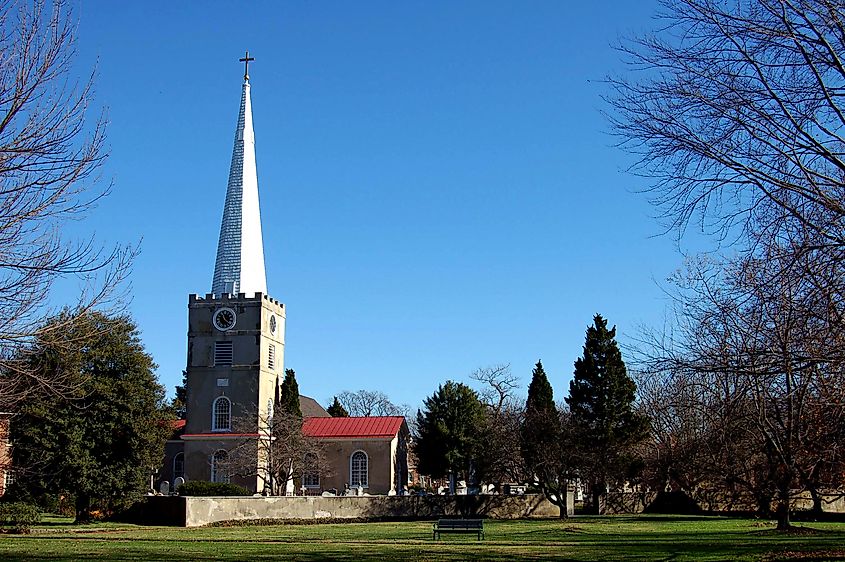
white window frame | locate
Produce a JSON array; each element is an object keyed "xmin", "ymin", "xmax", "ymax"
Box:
[
  {"xmin": 210, "ymin": 449, "xmax": 230, "ymax": 483},
  {"xmin": 212, "ymin": 396, "xmax": 232, "ymax": 432},
  {"xmin": 350, "ymin": 450, "xmax": 368, "ymax": 488},
  {"xmin": 3, "ymin": 469, "xmax": 15, "ymax": 490},
  {"xmin": 173, "ymin": 452, "xmax": 185, "ymax": 480},
  {"xmin": 303, "ymin": 452, "xmax": 320, "ymax": 488}
]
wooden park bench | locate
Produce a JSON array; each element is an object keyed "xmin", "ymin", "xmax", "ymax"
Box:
[{"xmin": 432, "ymin": 518, "xmax": 484, "ymax": 540}]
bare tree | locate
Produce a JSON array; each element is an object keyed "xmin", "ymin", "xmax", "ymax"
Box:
[
  {"xmin": 470, "ymin": 364, "xmax": 526, "ymax": 486},
  {"xmin": 335, "ymin": 390, "xmax": 409, "ymax": 417},
  {"xmin": 610, "ymin": 0, "xmax": 845, "ymax": 529},
  {"xmin": 225, "ymin": 407, "xmax": 327, "ymax": 496},
  {"xmin": 608, "ymin": 0, "xmax": 845, "ymax": 249},
  {"xmin": 470, "ymin": 363, "xmax": 519, "ymax": 416},
  {"xmin": 530, "ymin": 406, "xmax": 579, "ymax": 519},
  {"xmin": 635, "ymin": 248, "xmax": 845, "ymax": 529},
  {"xmin": 0, "ymin": 0, "xmax": 134, "ymax": 413}
]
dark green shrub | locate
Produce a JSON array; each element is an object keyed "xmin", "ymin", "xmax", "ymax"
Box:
[
  {"xmin": 177, "ymin": 481, "xmax": 251, "ymax": 496},
  {"xmin": 0, "ymin": 502, "xmax": 41, "ymax": 534}
]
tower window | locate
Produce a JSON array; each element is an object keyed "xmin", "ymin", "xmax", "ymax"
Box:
[
  {"xmin": 350, "ymin": 450, "xmax": 368, "ymax": 488},
  {"xmin": 212, "ymin": 396, "xmax": 231, "ymax": 431},
  {"xmin": 268, "ymin": 344, "xmax": 275, "ymax": 370},
  {"xmin": 214, "ymin": 341, "xmax": 233, "ymax": 366}
]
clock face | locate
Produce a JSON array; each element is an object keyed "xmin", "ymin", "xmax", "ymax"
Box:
[
  {"xmin": 213, "ymin": 308, "xmax": 237, "ymax": 331},
  {"xmin": 269, "ymin": 315, "xmax": 277, "ymax": 335}
]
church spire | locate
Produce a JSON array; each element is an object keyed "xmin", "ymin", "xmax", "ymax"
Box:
[{"xmin": 211, "ymin": 52, "xmax": 267, "ymax": 297}]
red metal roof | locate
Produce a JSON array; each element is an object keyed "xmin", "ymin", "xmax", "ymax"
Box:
[{"xmin": 303, "ymin": 416, "xmax": 405, "ymax": 439}]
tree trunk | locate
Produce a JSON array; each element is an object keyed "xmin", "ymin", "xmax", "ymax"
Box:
[
  {"xmin": 558, "ymin": 479, "xmax": 570, "ymax": 520},
  {"xmin": 754, "ymin": 489, "xmax": 773, "ymax": 518},
  {"xmin": 775, "ymin": 486, "xmax": 791, "ymax": 531},
  {"xmin": 74, "ymin": 494, "xmax": 92, "ymax": 523},
  {"xmin": 592, "ymin": 481, "xmax": 605, "ymax": 515},
  {"xmin": 807, "ymin": 486, "xmax": 824, "ymax": 516}
]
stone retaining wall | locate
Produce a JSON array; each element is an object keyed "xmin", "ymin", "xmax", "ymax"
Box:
[
  {"xmin": 138, "ymin": 494, "xmax": 571, "ymax": 527},
  {"xmin": 601, "ymin": 490, "xmax": 845, "ymax": 515}
]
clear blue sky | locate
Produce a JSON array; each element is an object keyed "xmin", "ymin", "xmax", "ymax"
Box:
[{"xmin": 65, "ymin": 1, "xmax": 680, "ymax": 411}]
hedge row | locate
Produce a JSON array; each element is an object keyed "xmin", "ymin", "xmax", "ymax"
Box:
[
  {"xmin": 177, "ymin": 481, "xmax": 251, "ymax": 497},
  {"xmin": 0, "ymin": 502, "xmax": 41, "ymax": 534}
]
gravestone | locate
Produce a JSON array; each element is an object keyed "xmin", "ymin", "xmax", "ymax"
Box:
[
  {"xmin": 173, "ymin": 477, "xmax": 185, "ymax": 492},
  {"xmin": 159, "ymin": 481, "xmax": 170, "ymax": 495}
]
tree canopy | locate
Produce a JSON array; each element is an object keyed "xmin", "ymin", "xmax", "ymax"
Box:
[
  {"xmin": 334, "ymin": 390, "xmax": 407, "ymax": 417},
  {"xmin": 521, "ymin": 360, "xmax": 575, "ymax": 518},
  {"xmin": 414, "ymin": 381, "xmax": 486, "ymax": 485},
  {"xmin": 567, "ymin": 314, "xmax": 649, "ymax": 512},
  {"xmin": 9, "ymin": 312, "xmax": 171, "ymax": 521},
  {"xmin": 0, "ymin": 0, "xmax": 133, "ymax": 414},
  {"xmin": 609, "ymin": 0, "xmax": 845, "ymax": 530},
  {"xmin": 278, "ymin": 368, "xmax": 301, "ymax": 419},
  {"xmin": 521, "ymin": 360, "xmax": 559, "ymax": 472},
  {"xmin": 326, "ymin": 396, "xmax": 349, "ymax": 417}
]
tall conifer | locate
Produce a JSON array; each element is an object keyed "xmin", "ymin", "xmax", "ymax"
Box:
[
  {"xmin": 566, "ymin": 314, "xmax": 649, "ymax": 512},
  {"xmin": 521, "ymin": 360, "xmax": 559, "ymax": 469},
  {"xmin": 326, "ymin": 396, "xmax": 349, "ymax": 417},
  {"xmin": 278, "ymin": 368, "xmax": 302, "ymax": 418}
]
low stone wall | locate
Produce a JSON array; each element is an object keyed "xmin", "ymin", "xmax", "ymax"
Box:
[
  {"xmin": 139, "ymin": 494, "xmax": 571, "ymax": 527},
  {"xmin": 601, "ymin": 491, "xmax": 658, "ymax": 515},
  {"xmin": 601, "ymin": 490, "xmax": 845, "ymax": 515}
]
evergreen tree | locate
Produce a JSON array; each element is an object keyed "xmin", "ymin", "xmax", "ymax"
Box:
[
  {"xmin": 414, "ymin": 381, "xmax": 486, "ymax": 491},
  {"xmin": 326, "ymin": 396, "xmax": 349, "ymax": 417},
  {"xmin": 278, "ymin": 368, "xmax": 302, "ymax": 418},
  {"xmin": 566, "ymin": 314, "xmax": 650, "ymax": 513},
  {"xmin": 9, "ymin": 312, "xmax": 172, "ymax": 522},
  {"xmin": 520, "ymin": 360, "xmax": 573, "ymax": 518},
  {"xmin": 172, "ymin": 370, "xmax": 188, "ymax": 420},
  {"xmin": 521, "ymin": 360, "xmax": 559, "ymax": 469}
]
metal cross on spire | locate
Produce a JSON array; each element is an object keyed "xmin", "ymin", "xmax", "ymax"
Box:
[{"xmin": 239, "ymin": 50, "xmax": 255, "ymax": 81}]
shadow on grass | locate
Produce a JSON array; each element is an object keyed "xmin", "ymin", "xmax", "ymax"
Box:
[{"xmin": 4, "ymin": 516, "xmax": 845, "ymax": 561}]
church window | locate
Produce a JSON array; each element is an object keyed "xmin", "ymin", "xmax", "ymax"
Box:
[
  {"xmin": 214, "ymin": 341, "xmax": 233, "ymax": 366},
  {"xmin": 212, "ymin": 396, "xmax": 232, "ymax": 431},
  {"xmin": 268, "ymin": 344, "xmax": 276, "ymax": 370},
  {"xmin": 303, "ymin": 452, "xmax": 319, "ymax": 488},
  {"xmin": 210, "ymin": 450, "xmax": 230, "ymax": 483},
  {"xmin": 350, "ymin": 450, "xmax": 368, "ymax": 488},
  {"xmin": 173, "ymin": 453, "xmax": 185, "ymax": 480},
  {"xmin": 3, "ymin": 470, "xmax": 15, "ymax": 489}
]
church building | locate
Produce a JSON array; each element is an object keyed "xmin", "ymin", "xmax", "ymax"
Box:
[{"xmin": 159, "ymin": 54, "xmax": 408, "ymax": 496}]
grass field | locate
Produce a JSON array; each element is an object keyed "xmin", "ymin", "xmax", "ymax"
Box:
[{"xmin": 1, "ymin": 515, "xmax": 845, "ymax": 561}]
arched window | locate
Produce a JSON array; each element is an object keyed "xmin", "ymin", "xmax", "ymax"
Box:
[
  {"xmin": 303, "ymin": 452, "xmax": 320, "ymax": 488},
  {"xmin": 212, "ymin": 396, "xmax": 231, "ymax": 431},
  {"xmin": 350, "ymin": 450, "xmax": 368, "ymax": 488},
  {"xmin": 210, "ymin": 450, "xmax": 230, "ymax": 483},
  {"xmin": 173, "ymin": 452, "xmax": 185, "ymax": 480}
]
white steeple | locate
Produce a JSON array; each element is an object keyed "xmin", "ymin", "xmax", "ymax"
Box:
[{"xmin": 212, "ymin": 51, "xmax": 267, "ymax": 297}]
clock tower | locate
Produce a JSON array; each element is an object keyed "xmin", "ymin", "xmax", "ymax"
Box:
[{"xmin": 180, "ymin": 53, "xmax": 285, "ymax": 492}]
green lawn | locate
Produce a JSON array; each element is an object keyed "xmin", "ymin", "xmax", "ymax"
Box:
[{"xmin": 1, "ymin": 515, "xmax": 845, "ymax": 561}]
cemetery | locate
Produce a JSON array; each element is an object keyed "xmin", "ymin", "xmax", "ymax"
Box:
[{"xmin": 2, "ymin": 0, "xmax": 845, "ymax": 560}]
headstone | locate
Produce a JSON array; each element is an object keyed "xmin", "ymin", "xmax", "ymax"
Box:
[
  {"xmin": 159, "ymin": 481, "xmax": 170, "ymax": 495},
  {"xmin": 173, "ymin": 477, "xmax": 185, "ymax": 492}
]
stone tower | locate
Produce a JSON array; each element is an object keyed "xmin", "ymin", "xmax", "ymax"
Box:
[{"xmin": 181, "ymin": 55, "xmax": 285, "ymax": 492}]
